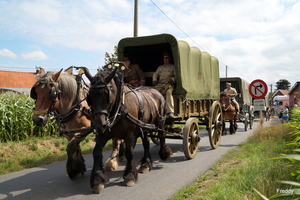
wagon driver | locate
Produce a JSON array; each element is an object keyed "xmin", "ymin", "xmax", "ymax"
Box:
[
  {"xmin": 224, "ymin": 82, "xmax": 240, "ymax": 114},
  {"xmin": 122, "ymin": 57, "xmax": 145, "ymax": 87},
  {"xmin": 152, "ymin": 52, "xmax": 176, "ymax": 118}
]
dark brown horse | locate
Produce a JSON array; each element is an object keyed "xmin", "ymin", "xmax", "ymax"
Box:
[
  {"xmin": 30, "ymin": 68, "xmax": 125, "ymax": 181},
  {"xmin": 83, "ymin": 64, "xmax": 172, "ymax": 193},
  {"xmin": 220, "ymin": 92, "xmax": 238, "ymax": 135}
]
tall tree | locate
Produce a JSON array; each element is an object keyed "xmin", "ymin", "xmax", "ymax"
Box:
[
  {"xmin": 98, "ymin": 46, "xmax": 118, "ymax": 72},
  {"xmin": 275, "ymin": 79, "xmax": 291, "ymax": 90},
  {"xmin": 104, "ymin": 46, "xmax": 118, "ymax": 64}
]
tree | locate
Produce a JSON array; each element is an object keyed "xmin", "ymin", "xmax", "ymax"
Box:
[
  {"xmin": 98, "ymin": 46, "xmax": 118, "ymax": 72},
  {"xmin": 275, "ymin": 79, "xmax": 291, "ymax": 90},
  {"xmin": 104, "ymin": 46, "xmax": 118, "ymax": 63}
]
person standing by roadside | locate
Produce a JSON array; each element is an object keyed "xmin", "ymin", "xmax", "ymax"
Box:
[{"xmin": 282, "ymin": 105, "xmax": 289, "ymax": 123}]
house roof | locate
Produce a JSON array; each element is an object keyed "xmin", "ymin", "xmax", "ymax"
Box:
[
  {"xmin": 271, "ymin": 89, "xmax": 290, "ymax": 99},
  {"xmin": 0, "ymin": 70, "xmax": 37, "ymax": 89},
  {"xmin": 289, "ymin": 81, "xmax": 300, "ymax": 94}
]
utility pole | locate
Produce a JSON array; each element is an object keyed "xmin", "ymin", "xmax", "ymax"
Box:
[
  {"xmin": 134, "ymin": 0, "xmax": 138, "ymax": 37},
  {"xmin": 225, "ymin": 65, "xmax": 228, "ymax": 78}
]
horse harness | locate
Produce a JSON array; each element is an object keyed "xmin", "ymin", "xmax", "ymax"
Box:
[
  {"xmin": 31, "ymin": 80, "xmax": 61, "ymax": 115},
  {"xmin": 90, "ymin": 78, "xmax": 163, "ymax": 136},
  {"xmin": 221, "ymin": 96, "xmax": 237, "ymax": 113},
  {"xmin": 31, "ymin": 76, "xmax": 92, "ymax": 136}
]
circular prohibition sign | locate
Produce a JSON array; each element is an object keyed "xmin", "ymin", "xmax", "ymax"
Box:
[{"xmin": 249, "ymin": 79, "xmax": 268, "ymax": 99}]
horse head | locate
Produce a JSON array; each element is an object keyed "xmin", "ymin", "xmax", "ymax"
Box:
[
  {"xmin": 30, "ymin": 69, "xmax": 63, "ymax": 126},
  {"xmin": 87, "ymin": 67, "xmax": 119, "ymax": 134},
  {"xmin": 220, "ymin": 92, "xmax": 229, "ymax": 105}
]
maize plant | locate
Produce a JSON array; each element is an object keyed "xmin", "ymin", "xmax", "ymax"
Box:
[{"xmin": 0, "ymin": 92, "xmax": 58, "ymax": 142}]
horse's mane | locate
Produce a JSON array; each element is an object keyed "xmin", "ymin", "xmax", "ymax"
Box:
[
  {"xmin": 37, "ymin": 72, "xmax": 77, "ymax": 103},
  {"xmin": 220, "ymin": 92, "xmax": 227, "ymax": 97}
]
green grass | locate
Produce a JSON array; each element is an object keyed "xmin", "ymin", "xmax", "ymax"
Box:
[
  {"xmin": 170, "ymin": 124, "xmax": 296, "ymax": 200},
  {"xmin": 0, "ymin": 134, "xmax": 98, "ymax": 175}
]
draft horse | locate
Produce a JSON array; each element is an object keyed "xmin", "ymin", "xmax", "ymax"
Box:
[
  {"xmin": 83, "ymin": 63, "xmax": 172, "ymax": 193},
  {"xmin": 220, "ymin": 92, "xmax": 238, "ymax": 135},
  {"xmin": 30, "ymin": 68, "xmax": 125, "ymax": 181}
]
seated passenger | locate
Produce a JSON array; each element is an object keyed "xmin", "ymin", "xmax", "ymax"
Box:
[
  {"xmin": 122, "ymin": 57, "xmax": 145, "ymax": 87},
  {"xmin": 152, "ymin": 52, "xmax": 176, "ymax": 118},
  {"xmin": 223, "ymin": 82, "xmax": 240, "ymax": 114}
]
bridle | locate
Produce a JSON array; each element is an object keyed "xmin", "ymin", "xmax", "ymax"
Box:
[
  {"xmin": 32, "ymin": 81, "xmax": 61, "ymax": 115},
  {"xmin": 220, "ymin": 94, "xmax": 235, "ymax": 112},
  {"xmin": 90, "ymin": 83, "xmax": 114, "ymax": 117}
]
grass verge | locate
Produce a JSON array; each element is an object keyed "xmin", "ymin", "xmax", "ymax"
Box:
[
  {"xmin": 0, "ymin": 134, "xmax": 100, "ymax": 175},
  {"xmin": 170, "ymin": 122, "xmax": 296, "ymax": 200}
]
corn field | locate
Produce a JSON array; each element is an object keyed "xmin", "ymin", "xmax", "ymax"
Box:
[{"xmin": 0, "ymin": 92, "xmax": 58, "ymax": 142}]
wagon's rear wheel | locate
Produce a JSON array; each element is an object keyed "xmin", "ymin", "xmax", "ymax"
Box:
[
  {"xmin": 183, "ymin": 118, "xmax": 200, "ymax": 159},
  {"xmin": 208, "ymin": 101, "xmax": 223, "ymax": 149}
]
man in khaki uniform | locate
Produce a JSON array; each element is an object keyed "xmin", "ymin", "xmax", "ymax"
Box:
[
  {"xmin": 123, "ymin": 57, "xmax": 145, "ymax": 87},
  {"xmin": 153, "ymin": 52, "xmax": 176, "ymax": 118},
  {"xmin": 224, "ymin": 82, "xmax": 240, "ymax": 113}
]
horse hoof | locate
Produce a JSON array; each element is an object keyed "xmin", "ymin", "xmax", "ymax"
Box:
[
  {"xmin": 92, "ymin": 184, "xmax": 105, "ymax": 194},
  {"xmin": 138, "ymin": 167, "xmax": 150, "ymax": 173},
  {"xmin": 72, "ymin": 172, "xmax": 83, "ymax": 181},
  {"xmin": 104, "ymin": 158, "xmax": 119, "ymax": 171},
  {"xmin": 123, "ymin": 180, "xmax": 136, "ymax": 187}
]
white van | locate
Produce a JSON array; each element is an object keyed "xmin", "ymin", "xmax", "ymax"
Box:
[{"xmin": 273, "ymin": 95, "xmax": 289, "ymax": 117}]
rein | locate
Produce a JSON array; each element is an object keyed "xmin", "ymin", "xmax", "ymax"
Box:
[
  {"xmin": 91, "ymin": 79, "xmax": 124, "ymax": 133},
  {"xmin": 221, "ymin": 95, "xmax": 236, "ymax": 113}
]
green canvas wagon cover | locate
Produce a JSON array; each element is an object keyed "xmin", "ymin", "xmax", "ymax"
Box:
[
  {"xmin": 220, "ymin": 77, "xmax": 252, "ymax": 106},
  {"xmin": 117, "ymin": 33, "xmax": 220, "ymax": 100}
]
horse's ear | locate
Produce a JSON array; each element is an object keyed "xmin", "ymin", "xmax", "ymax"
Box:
[
  {"xmin": 105, "ymin": 67, "xmax": 117, "ymax": 83},
  {"xmin": 53, "ymin": 69, "xmax": 63, "ymax": 82}
]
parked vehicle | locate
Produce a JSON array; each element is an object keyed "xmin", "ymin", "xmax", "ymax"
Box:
[{"xmin": 273, "ymin": 95, "xmax": 289, "ymax": 117}]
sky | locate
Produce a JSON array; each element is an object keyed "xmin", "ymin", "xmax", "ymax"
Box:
[{"xmin": 1, "ymin": 0, "xmax": 300, "ymax": 93}]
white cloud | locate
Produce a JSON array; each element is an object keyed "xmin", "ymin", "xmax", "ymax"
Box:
[
  {"xmin": 0, "ymin": 49, "xmax": 18, "ymax": 59},
  {"xmin": 0, "ymin": 0, "xmax": 299, "ymax": 85},
  {"xmin": 21, "ymin": 51, "xmax": 49, "ymax": 60}
]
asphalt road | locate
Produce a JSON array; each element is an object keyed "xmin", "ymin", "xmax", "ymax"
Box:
[{"xmin": 0, "ymin": 118, "xmax": 274, "ymax": 200}]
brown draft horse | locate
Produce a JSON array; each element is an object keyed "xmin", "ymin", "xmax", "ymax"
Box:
[
  {"xmin": 30, "ymin": 68, "xmax": 125, "ymax": 181},
  {"xmin": 83, "ymin": 64, "xmax": 172, "ymax": 193},
  {"xmin": 220, "ymin": 92, "xmax": 238, "ymax": 135}
]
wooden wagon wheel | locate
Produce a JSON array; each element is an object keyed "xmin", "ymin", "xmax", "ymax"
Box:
[
  {"xmin": 183, "ymin": 118, "xmax": 200, "ymax": 159},
  {"xmin": 208, "ymin": 101, "xmax": 223, "ymax": 149}
]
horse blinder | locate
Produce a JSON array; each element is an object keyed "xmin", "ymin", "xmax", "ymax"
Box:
[{"xmin": 49, "ymin": 84, "xmax": 61, "ymax": 101}]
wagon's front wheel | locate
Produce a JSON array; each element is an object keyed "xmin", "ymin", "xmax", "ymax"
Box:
[
  {"xmin": 208, "ymin": 101, "xmax": 223, "ymax": 149},
  {"xmin": 183, "ymin": 118, "xmax": 200, "ymax": 159}
]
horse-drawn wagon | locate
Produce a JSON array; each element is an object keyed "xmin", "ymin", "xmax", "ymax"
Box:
[
  {"xmin": 220, "ymin": 77, "xmax": 254, "ymax": 131},
  {"xmin": 117, "ymin": 33, "xmax": 223, "ymax": 159}
]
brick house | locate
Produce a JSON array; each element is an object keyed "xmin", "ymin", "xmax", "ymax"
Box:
[
  {"xmin": 0, "ymin": 68, "xmax": 44, "ymax": 94},
  {"xmin": 289, "ymin": 81, "xmax": 300, "ymax": 107},
  {"xmin": 270, "ymin": 89, "xmax": 289, "ymax": 107}
]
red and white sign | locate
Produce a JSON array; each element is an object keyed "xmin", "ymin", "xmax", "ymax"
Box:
[{"xmin": 249, "ymin": 79, "xmax": 268, "ymax": 99}]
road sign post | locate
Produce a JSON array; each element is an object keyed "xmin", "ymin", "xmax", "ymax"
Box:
[
  {"xmin": 249, "ymin": 79, "xmax": 268, "ymax": 99},
  {"xmin": 249, "ymin": 79, "xmax": 268, "ymax": 120}
]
